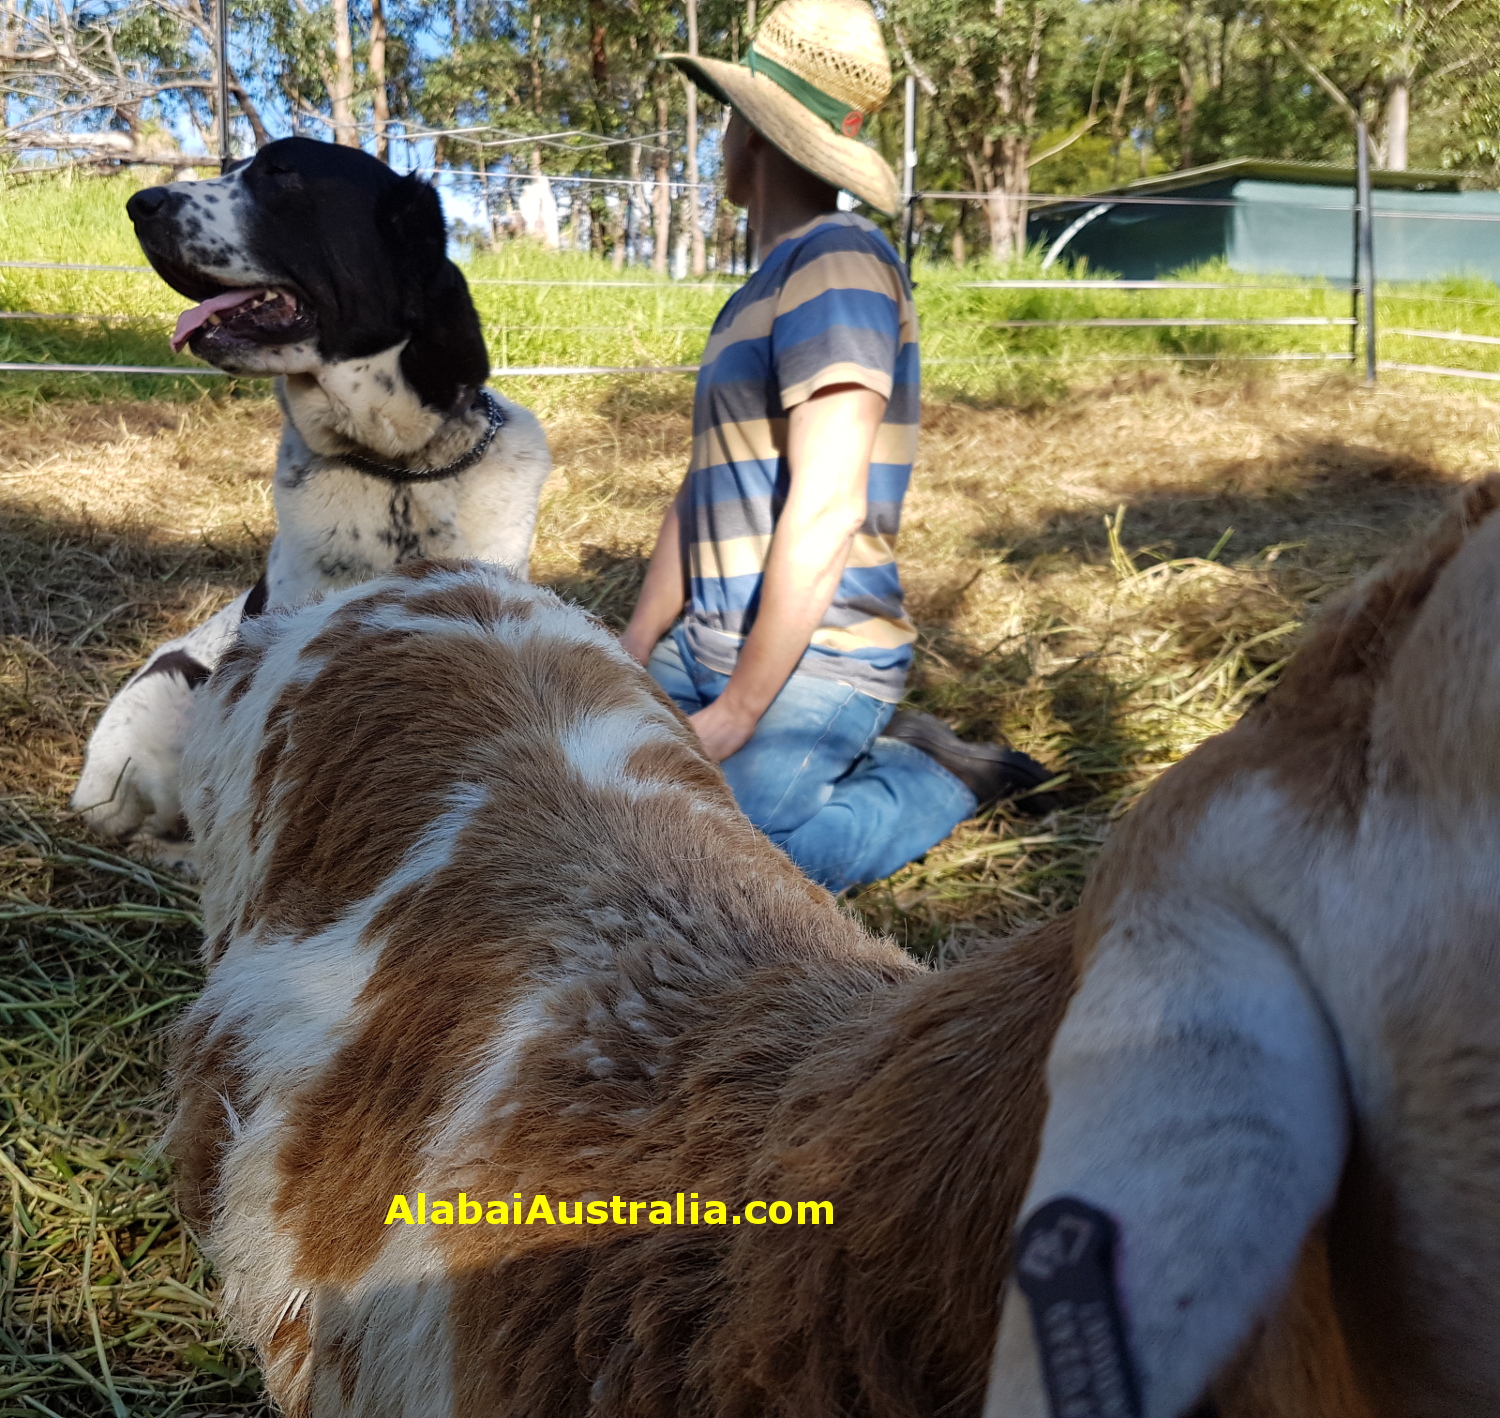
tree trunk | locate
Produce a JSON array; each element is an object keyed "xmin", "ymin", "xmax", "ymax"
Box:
[
  {"xmin": 530, "ymin": 9, "xmax": 544, "ymax": 174},
  {"xmin": 370, "ymin": 0, "xmax": 389, "ymax": 162},
  {"xmin": 1139, "ymin": 80, "xmax": 1159, "ymax": 175},
  {"xmin": 623, "ymin": 135, "xmax": 641, "ymax": 267},
  {"xmin": 607, "ymin": 195, "xmax": 626, "ymax": 266},
  {"xmin": 330, "ymin": 0, "xmax": 357, "ymax": 147},
  {"xmin": 685, "ymin": 84, "xmax": 705, "ymax": 275},
  {"xmin": 1385, "ymin": 75, "xmax": 1410, "ymax": 170},
  {"xmin": 983, "ymin": 167, "xmax": 1029, "ymax": 260},
  {"xmin": 589, "ymin": 0, "xmax": 609, "ymax": 88},
  {"xmin": 653, "ymin": 79, "xmax": 671, "ymax": 275},
  {"xmin": 715, "ymin": 181, "xmax": 736, "ymax": 271},
  {"xmin": 1177, "ymin": 43, "xmax": 1195, "ymax": 169},
  {"xmin": 1109, "ymin": 61, "xmax": 1133, "ymax": 182},
  {"xmin": 981, "ymin": 0, "xmax": 1044, "ymax": 261}
]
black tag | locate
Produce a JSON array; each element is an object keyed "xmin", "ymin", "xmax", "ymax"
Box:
[{"xmin": 1014, "ymin": 1196, "xmax": 1142, "ymax": 1418}]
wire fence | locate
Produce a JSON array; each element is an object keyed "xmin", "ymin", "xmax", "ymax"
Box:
[{"xmin": 9, "ymin": 207, "xmax": 1500, "ymax": 382}]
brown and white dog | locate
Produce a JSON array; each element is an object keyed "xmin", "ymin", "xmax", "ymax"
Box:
[
  {"xmin": 988, "ymin": 477, "xmax": 1500, "ymax": 1418},
  {"xmin": 170, "ymin": 556, "xmax": 1379, "ymax": 1418},
  {"xmin": 71, "ymin": 138, "xmax": 550, "ymax": 872}
]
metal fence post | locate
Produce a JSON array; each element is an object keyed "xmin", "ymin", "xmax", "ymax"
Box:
[
  {"xmin": 1355, "ymin": 119, "xmax": 1376, "ymax": 384},
  {"xmin": 215, "ymin": 0, "xmax": 231, "ymax": 171},
  {"xmin": 1349, "ymin": 158, "xmax": 1359, "ymax": 366},
  {"xmin": 901, "ymin": 75, "xmax": 917, "ymax": 274}
]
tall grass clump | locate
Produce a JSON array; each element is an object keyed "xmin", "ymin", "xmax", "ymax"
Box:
[
  {"xmin": 461, "ymin": 240, "xmax": 739, "ymax": 372},
  {"xmin": 1378, "ymin": 272, "xmax": 1500, "ymax": 378}
]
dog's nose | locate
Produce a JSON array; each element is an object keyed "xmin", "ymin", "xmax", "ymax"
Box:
[{"xmin": 127, "ymin": 187, "xmax": 171, "ymax": 222}]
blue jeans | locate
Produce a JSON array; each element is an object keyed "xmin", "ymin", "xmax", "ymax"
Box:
[{"xmin": 648, "ymin": 627, "xmax": 976, "ymax": 893}]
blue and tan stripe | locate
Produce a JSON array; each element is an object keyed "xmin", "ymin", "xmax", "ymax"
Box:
[{"xmin": 682, "ymin": 212, "xmax": 920, "ymax": 701}]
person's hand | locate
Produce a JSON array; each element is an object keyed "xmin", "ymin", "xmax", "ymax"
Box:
[{"xmin": 688, "ymin": 697, "xmax": 760, "ymax": 762}]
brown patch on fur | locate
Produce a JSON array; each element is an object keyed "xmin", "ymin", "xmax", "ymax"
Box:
[
  {"xmin": 203, "ymin": 927, "xmax": 232, "ymax": 966},
  {"xmin": 439, "ymin": 928, "xmax": 982, "ymax": 1418},
  {"xmin": 241, "ymin": 581, "xmax": 646, "ymax": 940},
  {"xmin": 264, "ymin": 1306, "xmax": 314, "ymax": 1418},
  {"xmin": 704, "ymin": 914, "xmax": 1078, "ymax": 1418},
  {"xmin": 214, "ymin": 626, "xmax": 271, "ymax": 709},
  {"xmin": 623, "ymin": 738, "xmax": 726, "ymax": 795},
  {"xmin": 399, "ymin": 569, "xmax": 537, "ymax": 627}
]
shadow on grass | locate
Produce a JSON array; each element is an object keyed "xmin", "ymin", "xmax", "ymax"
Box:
[
  {"xmin": 893, "ymin": 438, "xmax": 1466, "ymax": 815},
  {"xmin": 0, "ymin": 499, "xmax": 266, "ymax": 646},
  {"xmin": 0, "ymin": 804, "xmax": 271, "ymax": 1418},
  {"xmin": 977, "ymin": 436, "xmax": 1456, "ymax": 572},
  {"xmin": 0, "ymin": 496, "xmax": 270, "ymax": 804},
  {"xmin": 541, "ymin": 542, "xmax": 648, "ymax": 630}
]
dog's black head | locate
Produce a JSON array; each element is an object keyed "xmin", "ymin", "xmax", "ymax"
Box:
[{"xmin": 127, "ymin": 137, "xmax": 488, "ymax": 412}]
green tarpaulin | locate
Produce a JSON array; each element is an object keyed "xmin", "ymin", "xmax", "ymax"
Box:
[{"xmin": 1026, "ymin": 160, "xmax": 1500, "ymax": 282}]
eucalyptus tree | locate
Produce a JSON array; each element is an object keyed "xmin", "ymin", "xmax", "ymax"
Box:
[
  {"xmin": 0, "ymin": 0, "xmax": 271, "ymax": 163},
  {"xmin": 1267, "ymin": 0, "xmax": 1500, "ymax": 170}
]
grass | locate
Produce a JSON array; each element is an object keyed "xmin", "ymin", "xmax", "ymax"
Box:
[
  {"xmin": 9, "ymin": 168, "xmax": 1500, "ymax": 411},
  {"xmin": 9, "ymin": 167, "xmax": 1500, "ymax": 1410},
  {"xmin": 0, "ymin": 811, "xmax": 267, "ymax": 1417}
]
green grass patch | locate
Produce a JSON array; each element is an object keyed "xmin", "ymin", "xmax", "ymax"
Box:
[
  {"xmin": 7, "ymin": 168, "xmax": 1500, "ymax": 408},
  {"xmin": 0, "ymin": 808, "xmax": 267, "ymax": 1416}
]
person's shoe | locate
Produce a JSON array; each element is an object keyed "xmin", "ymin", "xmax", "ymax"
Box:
[{"xmin": 881, "ymin": 709, "xmax": 1058, "ymax": 815}]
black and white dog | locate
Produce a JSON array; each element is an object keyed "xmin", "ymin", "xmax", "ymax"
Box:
[{"xmin": 72, "ymin": 138, "xmax": 552, "ymax": 870}]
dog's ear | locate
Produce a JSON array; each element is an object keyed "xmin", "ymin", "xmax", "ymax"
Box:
[
  {"xmin": 378, "ymin": 172, "xmax": 490, "ymax": 412},
  {"xmin": 376, "ymin": 174, "xmax": 449, "ymax": 276}
]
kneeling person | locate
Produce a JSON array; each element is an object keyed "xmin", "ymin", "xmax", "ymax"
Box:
[{"xmin": 622, "ymin": 0, "xmax": 1050, "ymax": 892}]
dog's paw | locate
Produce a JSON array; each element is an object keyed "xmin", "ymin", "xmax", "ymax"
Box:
[
  {"xmin": 130, "ymin": 835, "xmax": 201, "ymax": 882},
  {"xmin": 70, "ymin": 774, "xmax": 147, "ymax": 842}
]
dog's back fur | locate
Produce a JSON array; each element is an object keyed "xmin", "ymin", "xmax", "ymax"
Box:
[
  {"xmin": 173, "ymin": 560, "xmax": 915, "ymax": 1414},
  {"xmin": 174, "ymin": 558, "xmax": 1380, "ymax": 1418}
]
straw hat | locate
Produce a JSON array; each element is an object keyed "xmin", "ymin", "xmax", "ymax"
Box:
[{"xmin": 663, "ymin": 0, "xmax": 899, "ymax": 216}]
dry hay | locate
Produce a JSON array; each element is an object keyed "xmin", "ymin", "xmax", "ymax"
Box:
[{"xmin": 4, "ymin": 368, "xmax": 1499, "ymax": 1412}]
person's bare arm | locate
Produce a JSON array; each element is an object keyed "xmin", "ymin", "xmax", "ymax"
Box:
[
  {"xmin": 620, "ymin": 488, "xmax": 687, "ymax": 666},
  {"xmin": 689, "ymin": 383, "xmax": 885, "ymax": 762}
]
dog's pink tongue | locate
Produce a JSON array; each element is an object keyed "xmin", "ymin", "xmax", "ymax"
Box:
[{"xmin": 170, "ymin": 289, "xmax": 265, "ymax": 353}]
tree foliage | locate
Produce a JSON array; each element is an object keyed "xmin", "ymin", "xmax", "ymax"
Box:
[{"xmin": 5, "ymin": 0, "xmax": 1500, "ymax": 258}]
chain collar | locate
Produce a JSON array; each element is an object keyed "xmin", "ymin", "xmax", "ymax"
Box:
[{"xmin": 337, "ymin": 389, "xmax": 507, "ymax": 484}]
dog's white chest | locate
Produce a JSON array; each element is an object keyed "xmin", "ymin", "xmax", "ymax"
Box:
[
  {"xmin": 264, "ymin": 403, "xmax": 550, "ymax": 606},
  {"xmin": 270, "ymin": 460, "xmax": 460, "ymax": 599}
]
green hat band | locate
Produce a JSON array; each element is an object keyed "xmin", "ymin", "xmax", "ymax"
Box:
[{"xmin": 746, "ymin": 44, "xmax": 866, "ymax": 137}]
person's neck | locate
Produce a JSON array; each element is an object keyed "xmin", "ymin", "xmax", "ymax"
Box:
[{"xmin": 748, "ymin": 184, "xmax": 839, "ymax": 257}]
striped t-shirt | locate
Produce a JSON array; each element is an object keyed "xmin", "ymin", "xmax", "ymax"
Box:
[{"xmin": 679, "ymin": 211, "xmax": 919, "ymax": 702}]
